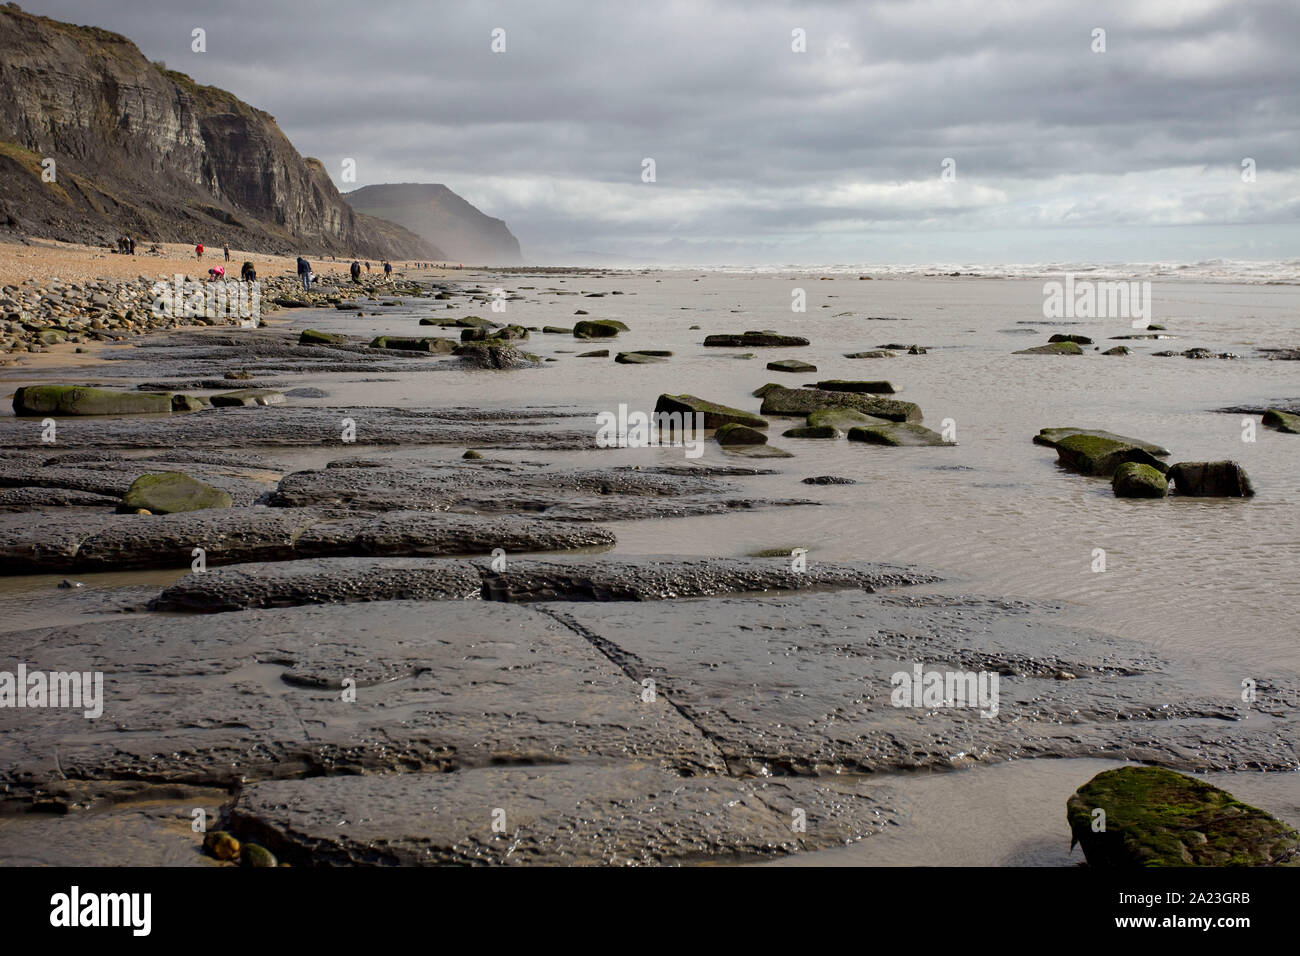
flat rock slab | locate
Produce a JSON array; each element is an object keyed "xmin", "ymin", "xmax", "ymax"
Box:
[
  {"xmin": 0, "ymin": 508, "xmax": 614, "ymax": 573},
  {"xmin": 760, "ymin": 386, "xmax": 921, "ymax": 423},
  {"xmin": 0, "ymin": 406, "xmax": 597, "ymax": 450},
  {"xmin": 152, "ymin": 554, "xmax": 937, "ymax": 612},
  {"xmin": 1034, "ymin": 428, "xmax": 1171, "ymax": 457},
  {"xmin": 848, "ymin": 423, "xmax": 954, "ymax": 447},
  {"xmin": 548, "ymin": 591, "xmax": 1300, "ymax": 776},
  {"xmin": 267, "ymin": 461, "xmax": 811, "ymax": 521},
  {"xmin": 0, "ymin": 601, "xmax": 723, "ymax": 798},
  {"xmin": 230, "ymin": 764, "xmax": 895, "ymax": 866}
]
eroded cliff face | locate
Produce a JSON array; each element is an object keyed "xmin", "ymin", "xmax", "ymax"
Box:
[
  {"xmin": 0, "ymin": 5, "xmax": 434, "ymax": 258},
  {"xmin": 346, "ymin": 183, "xmax": 523, "ymax": 264}
]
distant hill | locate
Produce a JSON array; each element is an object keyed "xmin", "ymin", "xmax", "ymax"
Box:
[
  {"xmin": 0, "ymin": 5, "xmax": 434, "ymax": 259},
  {"xmin": 345, "ymin": 183, "xmax": 523, "ymax": 264}
]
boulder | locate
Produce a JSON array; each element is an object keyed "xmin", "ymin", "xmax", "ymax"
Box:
[
  {"xmin": 1049, "ymin": 333, "xmax": 1093, "ymax": 345},
  {"xmin": 299, "ymin": 329, "xmax": 347, "ymax": 346},
  {"xmin": 767, "ymin": 359, "xmax": 817, "ymax": 373},
  {"xmin": 370, "ymin": 336, "xmax": 458, "ymax": 353},
  {"xmin": 1015, "ymin": 341, "xmax": 1084, "ymax": 355},
  {"xmin": 13, "ymin": 385, "xmax": 173, "ymax": 417},
  {"xmin": 759, "ymin": 386, "xmax": 921, "ymax": 423},
  {"xmin": 847, "ymin": 423, "xmax": 953, "ymax": 447},
  {"xmin": 209, "ymin": 389, "xmax": 285, "ymax": 408},
  {"xmin": 814, "ymin": 380, "xmax": 897, "ymax": 394},
  {"xmin": 715, "ymin": 423, "xmax": 767, "ymax": 445},
  {"xmin": 574, "ymin": 320, "xmax": 627, "ymax": 338},
  {"xmin": 654, "ymin": 394, "xmax": 767, "ymax": 430},
  {"xmin": 703, "ymin": 332, "xmax": 809, "ymax": 347},
  {"xmin": 1262, "ymin": 409, "xmax": 1300, "ymax": 434},
  {"xmin": 1067, "ymin": 766, "xmax": 1299, "ymax": 866},
  {"xmin": 751, "ymin": 383, "xmax": 785, "ymax": 398},
  {"xmin": 453, "ymin": 343, "xmax": 542, "ymax": 369},
  {"xmin": 1034, "ymin": 428, "xmax": 1170, "ymax": 457},
  {"xmin": 120, "ymin": 472, "xmax": 233, "ymax": 514},
  {"xmin": 1166, "ymin": 461, "xmax": 1255, "ymax": 497},
  {"xmin": 1054, "ymin": 434, "xmax": 1168, "ymax": 477},
  {"xmin": 170, "ymin": 394, "xmax": 206, "ymax": 412},
  {"xmin": 1112, "ymin": 462, "xmax": 1169, "ymax": 498}
]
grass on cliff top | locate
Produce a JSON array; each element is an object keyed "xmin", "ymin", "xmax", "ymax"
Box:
[{"xmin": 0, "ymin": 140, "xmax": 72, "ymax": 204}]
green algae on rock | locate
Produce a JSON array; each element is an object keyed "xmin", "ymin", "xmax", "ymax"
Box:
[
  {"xmin": 1015, "ymin": 341, "xmax": 1084, "ymax": 355},
  {"xmin": 1035, "ymin": 428, "xmax": 1170, "ymax": 457},
  {"xmin": 1112, "ymin": 462, "xmax": 1169, "ymax": 498},
  {"xmin": 847, "ymin": 422, "xmax": 954, "ymax": 447},
  {"xmin": 13, "ymin": 385, "xmax": 174, "ymax": 416},
  {"xmin": 715, "ymin": 423, "xmax": 767, "ymax": 445},
  {"xmin": 1262, "ymin": 409, "xmax": 1300, "ymax": 434},
  {"xmin": 209, "ymin": 388, "xmax": 285, "ymax": 407},
  {"xmin": 1054, "ymin": 434, "xmax": 1169, "ymax": 477},
  {"xmin": 1067, "ymin": 766, "xmax": 1300, "ymax": 866},
  {"xmin": 298, "ymin": 329, "xmax": 348, "ymax": 346},
  {"xmin": 120, "ymin": 472, "xmax": 233, "ymax": 514},
  {"xmin": 574, "ymin": 319, "xmax": 628, "ymax": 338}
]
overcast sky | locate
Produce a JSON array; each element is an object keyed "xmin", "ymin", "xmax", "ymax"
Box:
[{"xmin": 27, "ymin": 0, "xmax": 1300, "ymax": 264}]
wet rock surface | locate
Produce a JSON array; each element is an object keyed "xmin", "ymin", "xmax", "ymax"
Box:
[
  {"xmin": 4, "ymin": 589, "xmax": 1295, "ymax": 865},
  {"xmin": 151, "ymin": 555, "xmax": 936, "ymax": 612}
]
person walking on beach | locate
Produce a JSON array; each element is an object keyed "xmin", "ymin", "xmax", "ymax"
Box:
[
  {"xmin": 365, "ymin": 261, "xmax": 371, "ymax": 272},
  {"xmin": 383, "ymin": 260, "xmax": 392, "ymax": 278},
  {"xmin": 350, "ymin": 260, "xmax": 362, "ymax": 283},
  {"xmin": 241, "ymin": 260, "xmax": 256, "ymax": 282},
  {"xmin": 196, "ymin": 243, "xmax": 204, "ymax": 260},
  {"xmin": 223, "ymin": 243, "xmax": 230, "ymax": 262},
  {"xmin": 127, "ymin": 235, "xmax": 135, "ymax": 255},
  {"xmin": 296, "ymin": 256, "xmax": 312, "ymax": 291}
]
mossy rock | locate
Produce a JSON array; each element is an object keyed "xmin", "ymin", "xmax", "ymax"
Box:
[
  {"xmin": 203, "ymin": 830, "xmax": 240, "ymax": 862},
  {"xmin": 715, "ymin": 422, "xmax": 767, "ymax": 445},
  {"xmin": 299, "ymin": 329, "xmax": 347, "ymax": 346},
  {"xmin": 453, "ymin": 343, "xmax": 541, "ymax": 369},
  {"xmin": 783, "ymin": 425, "xmax": 837, "ymax": 439},
  {"xmin": 543, "ymin": 326, "xmax": 574, "ymax": 334},
  {"xmin": 209, "ymin": 388, "xmax": 285, "ymax": 407},
  {"xmin": 1015, "ymin": 341, "xmax": 1084, "ymax": 355},
  {"xmin": 1066, "ymin": 766, "xmax": 1300, "ymax": 866},
  {"xmin": 807, "ymin": 407, "xmax": 891, "ymax": 433},
  {"xmin": 240, "ymin": 843, "xmax": 278, "ymax": 867},
  {"xmin": 120, "ymin": 472, "xmax": 232, "ymax": 514},
  {"xmin": 814, "ymin": 379, "xmax": 897, "ymax": 394},
  {"xmin": 1262, "ymin": 409, "xmax": 1300, "ymax": 434},
  {"xmin": 759, "ymin": 386, "xmax": 921, "ymax": 423},
  {"xmin": 462, "ymin": 449, "xmax": 483, "ymax": 460},
  {"xmin": 370, "ymin": 336, "xmax": 458, "ymax": 353},
  {"xmin": 1049, "ymin": 333, "xmax": 1093, "ymax": 345},
  {"xmin": 1112, "ymin": 462, "xmax": 1169, "ymax": 498},
  {"xmin": 1035, "ymin": 427, "xmax": 1170, "ymax": 457},
  {"xmin": 171, "ymin": 394, "xmax": 206, "ymax": 412},
  {"xmin": 36, "ymin": 328, "xmax": 68, "ymax": 345},
  {"xmin": 767, "ymin": 359, "xmax": 817, "ymax": 373},
  {"xmin": 1055, "ymin": 434, "xmax": 1169, "ymax": 477},
  {"xmin": 1102, "ymin": 346, "xmax": 1130, "ymax": 356},
  {"xmin": 703, "ymin": 331, "xmax": 809, "ymax": 347},
  {"xmin": 751, "ymin": 383, "xmax": 785, "ymax": 398},
  {"xmin": 722, "ymin": 444, "xmax": 794, "ymax": 459},
  {"xmin": 13, "ymin": 385, "xmax": 173, "ymax": 417},
  {"xmin": 573, "ymin": 319, "xmax": 627, "ymax": 338},
  {"xmin": 655, "ymin": 394, "xmax": 767, "ymax": 430},
  {"xmin": 1167, "ymin": 461, "xmax": 1255, "ymax": 497},
  {"xmin": 847, "ymin": 422, "xmax": 953, "ymax": 447}
]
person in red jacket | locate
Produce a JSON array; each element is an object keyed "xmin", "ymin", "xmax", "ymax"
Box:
[{"xmin": 196, "ymin": 243, "xmax": 204, "ymax": 260}]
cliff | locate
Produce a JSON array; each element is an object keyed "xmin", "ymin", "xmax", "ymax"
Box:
[
  {"xmin": 0, "ymin": 4, "xmax": 435, "ymax": 259},
  {"xmin": 345, "ymin": 183, "xmax": 523, "ymax": 264}
]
